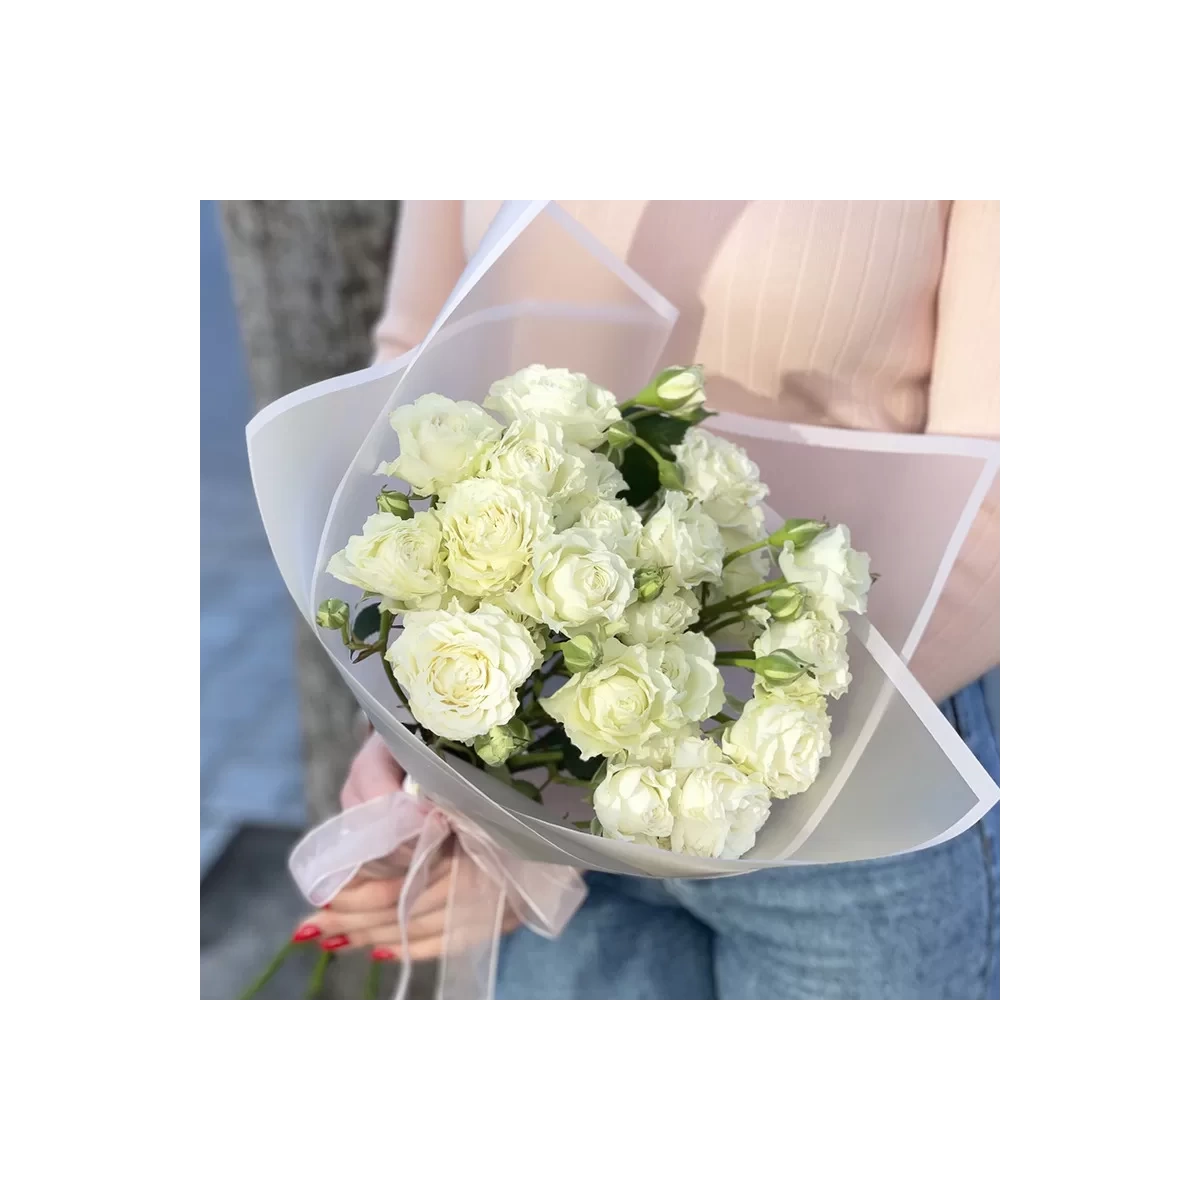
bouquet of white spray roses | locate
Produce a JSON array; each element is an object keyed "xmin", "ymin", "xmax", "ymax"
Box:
[
  {"xmin": 243, "ymin": 201, "xmax": 998, "ymax": 999},
  {"xmin": 316, "ymin": 362, "xmax": 871, "ymax": 862}
]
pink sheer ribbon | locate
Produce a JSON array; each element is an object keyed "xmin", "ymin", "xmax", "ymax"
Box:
[{"xmin": 288, "ymin": 777, "xmax": 587, "ymax": 999}]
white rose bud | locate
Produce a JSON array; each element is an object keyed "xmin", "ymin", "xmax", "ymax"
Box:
[
  {"xmin": 618, "ymin": 583, "xmax": 700, "ymax": 646},
  {"xmin": 780, "ymin": 523, "xmax": 872, "ymax": 616},
  {"xmin": 562, "ymin": 632, "xmax": 602, "ymax": 675},
  {"xmin": 326, "ymin": 511, "xmax": 448, "ymax": 611},
  {"xmin": 474, "ymin": 717, "xmax": 532, "ymax": 766},
  {"xmin": 722, "ymin": 694, "xmax": 832, "ymax": 798},
  {"xmin": 376, "ymin": 488, "xmax": 414, "ymax": 518},
  {"xmin": 593, "ymin": 764, "xmax": 676, "ymax": 845},
  {"xmin": 765, "ymin": 585, "xmax": 805, "ymax": 621},
  {"xmin": 633, "ymin": 566, "xmax": 667, "ymax": 602},
  {"xmin": 509, "ymin": 528, "xmax": 634, "ymax": 635},
  {"xmin": 636, "ymin": 490, "xmax": 724, "ymax": 588},
  {"xmin": 378, "ymin": 394, "xmax": 502, "ymax": 496},
  {"xmin": 315, "ymin": 598, "xmax": 349, "ymax": 630},
  {"xmin": 438, "ymin": 478, "xmax": 550, "ymax": 598},
  {"xmin": 754, "ymin": 610, "xmax": 851, "ymax": 699},
  {"xmin": 541, "ymin": 639, "xmax": 682, "ymax": 761},
  {"xmin": 633, "ymin": 365, "xmax": 707, "ymax": 413},
  {"xmin": 673, "ymin": 427, "xmax": 769, "ymax": 533},
  {"xmin": 484, "ymin": 364, "xmax": 620, "ymax": 449},
  {"xmin": 769, "ymin": 518, "xmax": 826, "ymax": 550},
  {"xmin": 751, "ymin": 649, "xmax": 810, "ymax": 688},
  {"xmin": 386, "ymin": 602, "xmax": 540, "ymax": 741}
]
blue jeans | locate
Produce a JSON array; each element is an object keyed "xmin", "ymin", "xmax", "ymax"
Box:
[{"xmin": 497, "ymin": 670, "xmax": 1000, "ymax": 999}]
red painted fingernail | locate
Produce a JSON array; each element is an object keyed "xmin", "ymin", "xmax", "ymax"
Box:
[
  {"xmin": 292, "ymin": 924, "xmax": 321, "ymax": 943},
  {"xmin": 321, "ymin": 934, "xmax": 351, "ymax": 951},
  {"xmin": 370, "ymin": 947, "xmax": 395, "ymax": 961}
]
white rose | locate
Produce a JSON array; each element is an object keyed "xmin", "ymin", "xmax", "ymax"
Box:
[
  {"xmin": 481, "ymin": 416, "xmax": 580, "ymax": 502},
  {"xmin": 325, "ymin": 511, "xmax": 447, "ymax": 611},
  {"xmin": 669, "ymin": 734, "xmax": 724, "ymax": 770},
  {"xmin": 636, "ymin": 491, "xmax": 724, "ymax": 587},
  {"xmin": 553, "ymin": 447, "xmax": 626, "ymax": 528},
  {"xmin": 593, "ymin": 764, "xmax": 676, "ymax": 845},
  {"xmin": 378, "ymin": 394, "xmax": 502, "ymax": 496},
  {"xmin": 510, "ymin": 528, "xmax": 634, "ymax": 635},
  {"xmin": 572, "ymin": 498, "xmax": 643, "ymax": 564},
  {"xmin": 611, "ymin": 726, "xmax": 704, "ymax": 770},
  {"xmin": 484, "ymin": 364, "xmax": 620, "ymax": 449},
  {"xmin": 438, "ymin": 477, "xmax": 550, "ymax": 598},
  {"xmin": 754, "ymin": 610, "xmax": 851, "ymax": 698},
  {"xmin": 386, "ymin": 601, "xmax": 540, "ymax": 741},
  {"xmin": 668, "ymin": 768, "xmax": 732, "ymax": 857},
  {"xmin": 674, "ymin": 427, "xmax": 769, "ymax": 533},
  {"xmin": 653, "ymin": 632, "xmax": 725, "ymax": 724},
  {"xmin": 780, "ymin": 523, "xmax": 871, "ymax": 615},
  {"xmin": 670, "ymin": 758, "xmax": 771, "ymax": 859},
  {"xmin": 721, "ymin": 783, "xmax": 772, "ymax": 860},
  {"xmin": 541, "ymin": 639, "xmax": 681, "ymax": 761},
  {"xmin": 722, "ymin": 694, "xmax": 832, "ymax": 798},
  {"xmin": 618, "ymin": 583, "xmax": 701, "ymax": 646}
]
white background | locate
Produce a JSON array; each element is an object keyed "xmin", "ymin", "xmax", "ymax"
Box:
[{"xmin": 1, "ymin": 3, "xmax": 1195, "ymax": 1195}]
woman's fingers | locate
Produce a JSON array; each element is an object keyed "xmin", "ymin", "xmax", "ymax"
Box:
[
  {"xmin": 372, "ymin": 911, "xmax": 523, "ymax": 963},
  {"xmin": 340, "ymin": 732, "xmax": 406, "ymax": 809},
  {"xmin": 323, "ymin": 853, "xmax": 451, "ymax": 914},
  {"xmin": 331, "ymin": 903, "xmax": 522, "ymax": 953},
  {"xmin": 323, "ymin": 876, "xmax": 404, "ymax": 913}
]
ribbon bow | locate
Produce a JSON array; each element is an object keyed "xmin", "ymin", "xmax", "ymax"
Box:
[{"xmin": 289, "ymin": 776, "xmax": 587, "ymax": 999}]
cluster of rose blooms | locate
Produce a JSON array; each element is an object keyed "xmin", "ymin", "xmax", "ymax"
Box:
[{"xmin": 317, "ymin": 364, "xmax": 870, "ymax": 860}]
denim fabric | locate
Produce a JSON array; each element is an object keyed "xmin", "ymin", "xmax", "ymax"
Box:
[{"xmin": 497, "ymin": 670, "xmax": 1000, "ymax": 999}]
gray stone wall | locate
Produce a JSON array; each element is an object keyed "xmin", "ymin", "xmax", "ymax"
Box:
[{"xmin": 219, "ymin": 201, "xmax": 400, "ymax": 828}]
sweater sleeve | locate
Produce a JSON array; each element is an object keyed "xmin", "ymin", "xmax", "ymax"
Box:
[
  {"xmin": 372, "ymin": 201, "xmax": 467, "ymax": 363},
  {"xmin": 907, "ymin": 200, "xmax": 1000, "ymax": 702}
]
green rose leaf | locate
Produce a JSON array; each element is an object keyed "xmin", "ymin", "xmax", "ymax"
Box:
[
  {"xmin": 617, "ymin": 442, "xmax": 661, "ymax": 507},
  {"xmin": 353, "ymin": 601, "xmax": 382, "ymax": 642}
]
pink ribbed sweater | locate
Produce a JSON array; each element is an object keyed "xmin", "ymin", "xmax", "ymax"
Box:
[{"xmin": 374, "ymin": 201, "xmax": 999, "ymax": 701}]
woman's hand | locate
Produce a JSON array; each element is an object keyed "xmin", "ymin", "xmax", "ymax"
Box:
[{"xmin": 293, "ymin": 732, "xmax": 518, "ymax": 961}]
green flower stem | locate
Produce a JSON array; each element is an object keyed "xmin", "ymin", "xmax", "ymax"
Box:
[
  {"xmin": 714, "ymin": 652, "xmax": 756, "ymax": 668},
  {"xmin": 547, "ymin": 770, "xmax": 595, "ymax": 788},
  {"xmin": 364, "ymin": 958, "xmax": 382, "ymax": 1000},
  {"xmin": 508, "ymin": 750, "xmax": 565, "ymax": 770},
  {"xmin": 305, "ymin": 950, "xmax": 333, "ymax": 999},
  {"xmin": 381, "ymin": 655, "xmax": 407, "ymax": 706},
  {"xmin": 238, "ymin": 936, "xmax": 298, "ymax": 999},
  {"xmin": 722, "ymin": 537, "xmax": 772, "ymax": 567},
  {"xmin": 724, "ymin": 695, "xmax": 745, "ymax": 713},
  {"xmin": 703, "ymin": 614, "xmax": 750, "ymax": 638},
  {"xmin": 631, "ymin": 435, "xmax": 670, "ymax": 466},
  {"xmin": 700, "ymin": 579, "xmax": 788, "ymax": 622},
  {"xmin": 627, "ymin": 408, "xmax": 658, "ymax": 423}
]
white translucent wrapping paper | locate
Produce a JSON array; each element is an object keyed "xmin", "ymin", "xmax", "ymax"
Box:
[{"xmin": 248, "ymin": 201, "xmax": 999, "ymax": 875}]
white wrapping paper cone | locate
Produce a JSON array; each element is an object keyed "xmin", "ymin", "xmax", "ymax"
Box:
[{"xmin": 248, "ymin": 202, "xmax": 998, "ymax": 872}]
